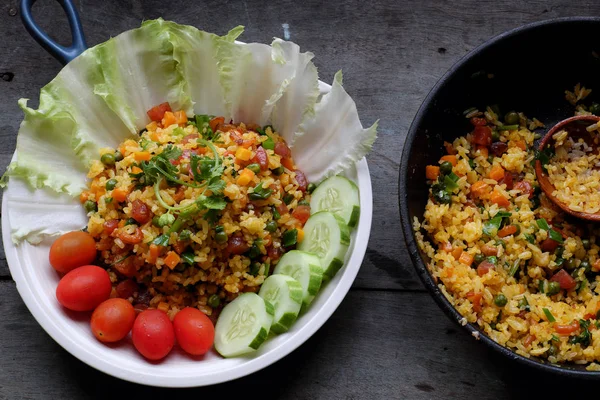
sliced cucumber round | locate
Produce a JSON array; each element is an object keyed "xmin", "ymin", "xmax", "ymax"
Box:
[
  {"xmin": 214, "ymin": 293, "xmax": 274, "ymax": 358},
  {"xmin": 298, "ymin": 211, "xmax": 350, "ymax": 280},
  {"xmin": 310, "ymin": 176, "xmax": 360, "ymax": 228},
  {"xmin": 258, "ymin": 274, "xmax": 303, "ymax": 334},
  {"xmin": 274, "ymin": 250, "xmax": 323, "ymax": 308}
]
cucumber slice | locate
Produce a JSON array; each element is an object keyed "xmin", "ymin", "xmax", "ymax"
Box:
[
  {"xmin": 274, "ymin": 250, "xmax": 323, "ymax": 308},
  {"xmin": 310, "ymin": 176, "xmax": 360, "ymax": 227},
  {"xmin": 298, "ymin": 211, "xmax": 350, "ymax": 279},
  {"xmin": 258, "ymin": 274, "xmax": 303, "ymax": 334},
  {"xmin": 214, "ymin": 293, "xmax": 274, "ymax": 357}
]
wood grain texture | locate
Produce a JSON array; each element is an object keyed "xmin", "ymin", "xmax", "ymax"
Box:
[{"xmin": 2, "ymin": 0, "xmax": 600, "ymax": 397}]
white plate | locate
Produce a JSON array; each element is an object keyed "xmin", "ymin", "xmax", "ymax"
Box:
[{"xmin": 1, "ymin": 151, "xmax": 372, "ymax": 387}]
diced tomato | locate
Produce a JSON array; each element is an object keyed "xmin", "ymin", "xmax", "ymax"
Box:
[
  {"xmin": 295, "ymin": 170, "xmax": 308, "ymax": 192},
  {"xmin": 147, "ymin": 102, "xmax": 172, "ymax": 122},
  {"xmin": 481, "ymin": 245, "xmax": 498, "ymax": 257},
  {"xmin": 477, "ymin": 260, "xmax": 495, "ymax": 277},
  {"xmin": 498, "ymin": 225, "xmax": 518, "ymax": 238},
  {"xmin": 584, "ymin": 313, "xmax": 595, "ymax": 320},
  {"xmin": 470, "ymin": 117, "xmax": 488, "ymax": 126},
  {"xmin": 292, "ymin": 205, "xmax": 311, "ymax": 225},
  {"xmin": 472, "ymin": 125, "xmax": 492, "ymax": 146},
  {"xmin": 514, "ymin": 181, "xmax": 534, "ymax": 198},
  {"xmin": 252, "ymin": 146, "xmax": 269, "ymax": 171},
  {"xmin": 113, "ymin": 256, "xmax": 137, "ymax": 277},
  {"xmin": 490, "ymin": 142, "xmax": 508, "ymax": 157},
  {"xmin": 103, "ymin": 219, "xmax": 119, "ymax": 235},
  {"xmin": 540, "ymin": 238, "xmax": 560, "ymax": 253},
  {"xmin": 550, "ymin": 269, "xmax": 577, "ymax": 290},
  {"xmin": 555, "ymin": 321, "xmax": 579, "ymax": 335},
  {"xmin": 499, "ymin": 172, "xmax": 514, "ymax": 190},
  {"xmin": 274, "ymin": 141, "xmax": 292, "ymax": 158}
]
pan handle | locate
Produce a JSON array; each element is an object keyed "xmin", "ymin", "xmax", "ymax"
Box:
[{"xmin": 20, "ymin": 0, "xmax": 87, "ymax": 65}]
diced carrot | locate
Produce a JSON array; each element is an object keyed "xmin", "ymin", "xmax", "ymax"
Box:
[
  {"xmin": 162, "ymin": 111, "xmax": 177, "ymax": 127},
  {"xmin": 498, "ymin": 225, "xmax": 518, "ymax": 238},
  {"xmin": 466, "ymin": 291, "xmax": 483, "ymax": 313},
  {"xmin": 489, "ymin": 164, "xmax": 505, "ymax": 181},
  {"xmin": 426, "ymin": 165, "xmax": 440, "ymax": 180},
  {"xmin": 235, "ymin": 147, "xmax": 253, "ymax": 161},
  {"xmin": 118, "ymin": 219, "xmax": 126, "ymax": 228},
  {"xmin": 490, "ymin": 188, "xmax": 510, "ymax": 207},
  {"xmin": 444, "ymin": 141, "xmax": 457, "ymax": 155},
  {"xmin": 157, "ymin": 302, "xmax": 169, "ymax": 313},
  {"xmin": 150, "ymin": 131, "xmax": 160, "ymax": 142},
  {"xmin": 281, "ymin": 157, "xmax": 295, "ymax": 170},
  {"xmin": 241, "ymin": 138, "xmax": 256, "ymax": 149},
  {"xmin": 514, "ymin": 140, "xmax": 527, "ymax": 150},
  {"xmin": 439, "ymin": 155, "xmax": 457, "ymax": 166},
  {"xmin": 440, "ymin": 242, "xmax": 453, "ymax": 252},
  {"xmin": 164, "ymin": 251, "xmax": 181, "ymax": 270},
  {"xmin": 112, "ymin": 187, "xmax": 129, "ymax": 203},
  {"xmin": 134, "ymin": 151, "xmax": 151, "ymax": 161},
  {"xmin": 173, "ymin": 110, "xmax": 188, "ymax": 125},
  {"xmin": 79, "ymin": 191, "xmax": 89, "ymax": 203},
  {"xmin": 451, "ymin": 247, "xmax": 463, "ymax": 260},
  {"xmin": 90, "ymin": 180, "xmax": 105, "ymax": 199},
  {"xmin": 476, "ymin": 145, "xmax": 488, "ymax": 158},
  {"xmin": 458, "ymin": 252, "xmax": 474, "ymax": 266},
  {"xmin": 209, "ymin": 116, "xmax": 225, "ymax": 132},
  {"xmin": 470, "ymin": 181, "xmax": 490, "ymax": 198},
  {"xmin": 131, "ymin": 166, "xmax": 143, "ymax": 174},
  {"xmin": 148, "ymin": 244, "xmax": 160, "ymax": 264},
  {"xmin": 236, "ymin": 168, "xmax": 255, "ymax": 186}
]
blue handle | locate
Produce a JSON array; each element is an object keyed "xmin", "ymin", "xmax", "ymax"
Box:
[{"xmin": 20, "ymin": 0, "xmax": 87, "ymax": 65}]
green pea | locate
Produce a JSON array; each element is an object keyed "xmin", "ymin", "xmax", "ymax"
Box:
[
  {"xmin": 283, "ymin": 194, "xmax": 294, "ymax": 205},
  {"xmin": 298, "ymin": 199, "xmax": 310, "ymax": 206},
  {"xmin": 590, "ymin": 103, "xmax": 600, "ymax": 115},
  {"xmin": 474, "ymin": 253, "xmax": 486, "ymax": 265},
  {"xmin": 433, "ymin": 189, "xmax": 451, "ymax": 204},
  {"xmin": 114, "ymin": 151, "xmax": 124, "ymax": 162},
  {"xmin": 565, "ymin": 258, "xmax": 578, "ymax": 269},
  {"xmin": 307, "ymin": 183, "xmax": 317, "ymax": 194},
  {"xmin": 125, "ymin": 218, "xmax": 137, "ymax": 226},
  {"xmin": 215, "ymin": 225, "xmax": 225, "ymax": 233},
  {"xmin": 494, "ymin": 293, "xmax": 508, "ymax": 307},
  {"xmin": 105, "ymin": 179, "xmax": 117, "ymax": 190},
  {"xmin": 208, "ymin": 294, "xmax": 221, "ymax": 308},
  {"xmin": 582, "ymin": 239, "xmax": 591, "ymax": 250},
  {"xmin": 504, "ymin": 111, "xmax": 520, "ymax": 125},
  {"xmin": 547, "ymin": 281, "xmax": 561, "ymax": 296},
  {"xmin": 84, "ymin": 200, "xmax": 97, "ymax": 213},
  {"xmin": 487, "ymin": 256, "xmax": 498, "ymax": 265},
  {"xmin": 100, "ymin": 153, "xmax": 115, "ymax": 166},
  {"xmin": 491, "ymin": 130, "xmax": 500, "ymax": 141},
  {"xmin": 272, "ymin": 166, "xmax": 284, "ymax": 176},
  {"xmin": 581, "ymin": 260, "xmax": 591, "ymax": 272},
  {"xmin": 249, "ymin": 262, "xmax": 261, "ymax": 276},
  {"xmin": 265, "ymin": 220, "xmax": 278, "ymax": 233},
  {"xmin": 247, "ymin": 163, "xmax": 261, "ymax": 174},
  {"xmin": 215, "ymin": 231, "xmax": 228, "ymax": 244},
  {"xmin": 152, "ymin": 216, "xmax": 161, "ymax": 227},
  {"xmin": 439, "ymin": 161, "xmax": 453, "ymax": 175}
]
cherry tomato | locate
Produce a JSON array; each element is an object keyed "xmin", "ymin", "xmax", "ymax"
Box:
[
  {"xmin": 56, "ymin": 265, "xmax": 111, "ymax": 311},
  {"xmin": 173, "ymin": 307, "xmax": 215, "ymax": 356},
  {"xmin": 132, "ymin": 310, "xmax": 175, "ymax": 360},
  {"xmin": 147, "ymin": 102, "xmax": 172, "ymax": 122},
  {"xmin": 49, "ymin": 231, "xmax": 97, "ymax": 274},
  {"xmin": 91, "ymin": 298, "xmax": 136, "ymax": 343}
]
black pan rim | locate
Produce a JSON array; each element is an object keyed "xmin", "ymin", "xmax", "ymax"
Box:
[{"xmin": 399, "ymin": 16, "xmax": 600, "ymax": 378}]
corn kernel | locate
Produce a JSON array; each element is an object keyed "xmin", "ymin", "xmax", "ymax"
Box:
[
  {"xmin": 235, "ymin": 147, "xmax": 253, "ymax": 161},
  {"xmin": 297, "ymin": 228, "xmax": 305, "ymax": 243}
]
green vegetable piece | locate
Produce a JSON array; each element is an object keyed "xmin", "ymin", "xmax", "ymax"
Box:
[
  {"xmin": 498, "ymin": 125, "xmax": 519, "ymax": 131},
  {"xmin": 504, "ymin": 111, "xmax": 520, "ymax": 125},
  {"xmin": 483, "ymin": 216, "xmax": 503, "ymax": 236},
  {"xmin": 439, "ymin": 161, "xmax": 453, "ymax": 175},
  {"xmin": 565, "ymin": 258, "xmax": 577, "ymax": 269},
  {"xmin": 433, "ymin": 188, "xmax": 451, "ymax": 205},
  {"xmin": 474, "ymin": 253, "xmax": 485, "ymax": 266},
  {"xmin": 546, "ymin": 281, "xmax": 561, "ymax": 296},
  {"xmin": 262, "ymin": 137, "xmax": 275, "ymax": 150},
  {"xmin": 153, "ymin": 234, "xmax": 170, "ymax": 247},
  {"xmin": 487, "ymin": 256, "xmax": 498, "ymax": 265},
  {"xmin": 494, "ymin": 294, "xmax": 507, "ymax": 307},
  {"xmin": 249, "ymin": 183, "xmax": 272, "ymax": 201},
  {"xmin": 508, "ymin": 260, "xmax": 520, "ymax": 277},
  {"xmin": 524, "ymin": 233, "xmax": 535, "ymax": 244},
  {"xmin": 443, "ymin": 175, "xmax": 459, "ymax": 193},
  {"xmin": 283, "ymin": 193, "xmax": 294, "ymax": 205},
  {"xmin": 298, "ymin": 199, "xmax": 310, "ymax": 206},
  {"xmin": 215, "ymin": 230, "xmax": 228, "ymax": 244},
  {"xmin": 158, "ymin": 213, "xmax": 175, "ymax": 227},
  {"xmin": 208, "ymin": 294, "xmax": 221, "ymax": 308},
  {"xmin": 282, "ymin": 229, "xmax": 298, "ymax": 247},
  {"xmin": 101, "ymin": 153, "xmax": 115, "ymax": 166},
  {"xmin": 265, "ymin": 220, "xmax": 278, "ymax": 233},
  {"xmin": 272, "ymin": 166, "xmax": 284, "ymax": 176},
  {"xmin": 536, "ymin": 218, "xmax": 550, "ymax": 231},
  {"xmin": 179, "ymin": 230, "xmax": 192, "ymax": 241},
  {"xmin": 272, "ymin": 206, "xmax": 281, "ymax": 220},
  {"xmin": 518, "ymin": 297, "xmax": 530, "ymax": 311},
  {"xmin": 248, "ymin": 242, "xmax": 262, "ymax": 259},
  {"xmin": 491, "ymin": 130, "xmax": 500, "ymax": 141},
  {"xmin": 247, "ymin": 163, "xmax": 261, "ymax": 174},
  {"xmin": 105, "ymin": 178, "xmax": 117, "ymax": 190},
  {"xmin": 152, "ymin": 216, "xmax": 161, "ymax": 227},
  {"xmin": 249, "ymin": 262, "xmax": 261, "ymax": 276},
  {"xmin": 181, "ymin": 252, "xmax": 195, "ymax": 265},
  {"xmin": 549, "ymin": 229, "xmax": 564, "ymax": 244},
  {"xmin": 581, "ymin": 260, "xmax": 591, "ymax": 272},
  {"xmin": 590, "ymin": 103, "xmax": 600, "ymax": 115},
  {"xmin": 114, "ymin": 151, "xmax": 124, "ymax": 162},
  {"xmin": 307, "ymin": 183, "xmax": 317, "ymax": 194},
  {"xmin": 84, "ymin": 200, "xmax": 97, "ymax": 213},
  {"xmin": 125, "ymin": 218, "xmax": 137, "ymax": 226},
  {"xmin": 543, "ymin": 308, "xmax": 556, "ymax": 322}
]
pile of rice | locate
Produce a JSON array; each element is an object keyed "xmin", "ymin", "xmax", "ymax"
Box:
[
  {"xmin": 81, "ymin": 111, "xmax": 310, "ymax": 321},
  {"xmin": 414, "ymin": 87, "xmax": 600, "ymax": 370}
]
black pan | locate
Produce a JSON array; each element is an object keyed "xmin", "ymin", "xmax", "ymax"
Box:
[{"xmin": 399, "ymin": 17, "xmax": 600, "ymax": 377}]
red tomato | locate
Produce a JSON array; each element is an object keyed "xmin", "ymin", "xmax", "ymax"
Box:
[
  {"xmin": 131, "ymin": 199, "xmax": 152, "ymax": 224},
  {"xmin": 91, "ymin": 298, "xmax": 136, "ymax": 343},
  {"xmin": 471, "ymin": 125, "xmax": 492, "ymax": 146},
  {"xmin": 477, "ymin": 260, "xmax": 495, "ymax": 277},
  {"xmin": 49, "ymin": 231, "xmax": 97, "ymax": 274},
  {"xmin": 132, "ymin": 310, "xmax": 175, "ymax": 360},
  {"xmin": 274, "ymin": 141, "xmax": 292, "ymax": 158},
  {"xmin": 115, "ymin": 279, "xmax": 139, "ymax": 299},
  {"xmin": 294, "ymin": 170, "xmax": 308, "ymax": 192},
  {"xmin": 147, "ymin": 102, "xmax": 172, "ymax": 122},
  {"xmin": 56, "ymin": 265, "xmax": 112, "ymax": 311},
  {"xmin": 292, "ymin": 205, "xmax": 311, "ymax": 225},
  {"xmin": 173, "ymin": 307, "xmax": 215, "ymax": 356},
  {"xmin": 550, "ymin": 269, "xmax": 577, "ymax": 290}
]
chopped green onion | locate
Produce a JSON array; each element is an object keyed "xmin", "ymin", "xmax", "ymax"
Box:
[
  {"xmin": 524, "ymin": 233, "xmax": 536, "ymax": 244},
  {"xmin": 483, "ymin": 216, "xmax": 503, "ymax": 236},
  {"xmin": 487, "ymin": 256, "xmax": 498, "ymax": 265},
  {"xmin": 179, "ymin": 230, "xmax": 192, "ymax": 241},
  {"xmin": 181, "ymin": 252, "xmax": 195, "ymax": 265},
  {"xmin": 508, "ymin": 260, "xmax": 520, "ymax": 277},
  {"xmin": 282, "ymin": 229, "xmax": 298, "ymax": 247},
  {"xmin": 549, "ymin": 229, "xmax": 564, "ymax": 244},
  {"xmin": 262, "ymin": 137, "xmax": 275, "ymax": 150},
  {"xmin": 497, "ymin": 124, "xmax": 519, "ymax": 131},
  {"xmin": 536, "ymin": 218, "xmax": 550, "ymax": 231},
  {"xmin": 543, "ymin": 308, "xmax": 556, "ymax": 322},
  {"xmin": 152, "ymin": 234, "xmax": 170, "ymax": 247},
  {"xmin": 444, "ymin": 175, "xmax": 459, "ymax": 193}
]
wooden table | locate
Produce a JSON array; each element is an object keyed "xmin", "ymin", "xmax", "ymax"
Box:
[{"xmin": 1, "ymin": 0, "xmax": 599, "ymax": 398}]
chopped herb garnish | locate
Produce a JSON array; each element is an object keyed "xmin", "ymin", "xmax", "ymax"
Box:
[
  {"xmin": 152, "ymin": 234, "xmax": 170, "ymax": 247},
  {"xmin": 569, "ymin": 319, "xmax": 591, "ymax": 347},
  {"xmin": 262, "ymin": 137, "xmax": 275, "ymax": 150},
  {"xmin": 549, "ymin": 229, "xmax": 564, "ymax": 244},
  {"xmin": 524, "ymin": 233, "xmax": 535, "ymax": 244},
  {"xmin": 249, "ymin": 183, "xmax": 273, "ymax": 201},
  {"xmin": 181, "ymin": 252, "xmax": 195, "ymax": 265},
  {"xmin": 508, "ymin": 260, "xmax": 520, "ymax": 277},
  {"xmin": 179, "ymin": 230, "xmax": 192, "ymax": 241},
  {"xmin": 543, "ymin": 308, "xmax": 556, "ymax": 322},
  {"xmin": 483, "ymin": 216, "xmax": 503, "ymax": 236}
]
